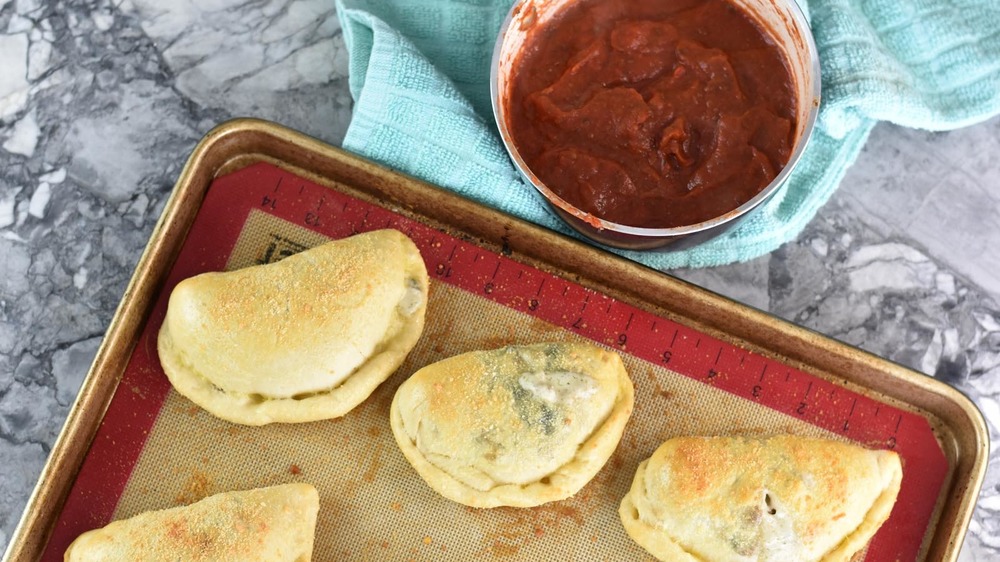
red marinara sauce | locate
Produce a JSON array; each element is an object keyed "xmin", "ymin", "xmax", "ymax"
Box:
[{"xmin": 506, "ymin": 0, "xmax": 797, "ymax": 229}]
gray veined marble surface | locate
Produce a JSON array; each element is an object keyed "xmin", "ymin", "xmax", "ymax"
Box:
[{"xmin": 0, "ymin": 0, "xmax": 997, "ymax": 559}]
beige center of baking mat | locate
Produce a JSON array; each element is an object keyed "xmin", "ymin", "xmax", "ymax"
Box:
[{"xmin": 114, "ymin": 210, "xmax": 846, "ymax": 561}]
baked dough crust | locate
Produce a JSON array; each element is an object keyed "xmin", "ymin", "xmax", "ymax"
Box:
[
  {"xmin": 158, "ymin": 229, "xmax": 428, "ymax": 425},
  {"xmin": 64, "ymin": 483, "xmax": 319, "ymax": 562},
  {"xmin": 619, "ymin": 436, "xmax": 902, "ymax": 562},
  {"xmin": 390, "ymin": 342, "xmax": 634, "ymax": 508}
]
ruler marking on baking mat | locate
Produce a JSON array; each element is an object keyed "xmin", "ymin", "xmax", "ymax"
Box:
[{"xmin": 45, "ymin": 162, "xmax": 947, "ymax": 561}]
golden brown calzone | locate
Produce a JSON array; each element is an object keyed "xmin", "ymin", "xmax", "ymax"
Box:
[
  {"xmin": 619, "ymin": 436, "xmax": 902, "ymax": 562},
  {"xmin": 391, "ymin": 342, "xmax": 634, "ymax": 507},
  {"xmin": 158, "ymin": 229, "xmax": 428, "ymax": 425},
  {"xmin": 64, "ymin": 483, "xmax": 319, "ymax": 561}
]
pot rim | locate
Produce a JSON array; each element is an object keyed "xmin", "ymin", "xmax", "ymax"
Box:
[{"xmin": 489, "ymin": 0, "xmax": 822, "ymax": 239}]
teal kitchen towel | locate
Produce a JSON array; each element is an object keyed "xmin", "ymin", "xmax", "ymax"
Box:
[{"xmin": 334, "ymin": 0, "xmax": 1000, "ymax": 270}]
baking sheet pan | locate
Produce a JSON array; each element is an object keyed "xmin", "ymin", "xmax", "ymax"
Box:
[{"xmin": 3, "ymin": 119, "xmax": 988, "ymax": 562}]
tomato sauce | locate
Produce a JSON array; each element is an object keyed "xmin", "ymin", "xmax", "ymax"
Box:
[{"xmin": 506, "ymin": 0, "xmax": 797, "ymax": 228}]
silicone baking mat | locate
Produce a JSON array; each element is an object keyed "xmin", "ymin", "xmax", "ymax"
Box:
[{"xmin": 42, "ymin": 162, "xmax": 948, "ymax": 561}]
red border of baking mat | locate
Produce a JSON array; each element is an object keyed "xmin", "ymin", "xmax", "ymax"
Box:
[{"xmin": 43, "ymin": 162, "xmax": 947, "ymax": 560}]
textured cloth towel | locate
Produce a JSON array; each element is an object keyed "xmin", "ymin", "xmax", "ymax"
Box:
[{"xmin": 334, "ymin": 0, "xmax": 1000, "ymax": 269}]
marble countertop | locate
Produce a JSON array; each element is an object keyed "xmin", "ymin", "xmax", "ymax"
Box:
[{"xmin": 0, "ymin": 0, "xmax": 997, "ymax": 559}]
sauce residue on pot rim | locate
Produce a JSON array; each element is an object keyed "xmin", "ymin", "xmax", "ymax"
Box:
[{"xmin": 506, "ymin": 0, "xmax": 798, "ymax": 229}]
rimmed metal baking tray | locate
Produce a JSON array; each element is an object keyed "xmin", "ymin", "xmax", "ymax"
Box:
[{"xmin": 3, "ymin": 118, "xmax": 987, "ymax": 561}]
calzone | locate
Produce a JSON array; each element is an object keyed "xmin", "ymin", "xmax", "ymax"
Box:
[
  {"xmin": 619, "ymin": 436, "xmax": 903, "ymax": 562},
  {"xmin": 391, "ymin": 342, "xmax": 634, "ymax": 508},
  {"xmin": 64, "ymin": 483, "xmax": 319, "ymax": 561},
  {"xmin": 158, "ymin": 229, "xmax": 429, "ymax": 425}
]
